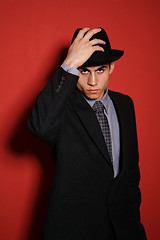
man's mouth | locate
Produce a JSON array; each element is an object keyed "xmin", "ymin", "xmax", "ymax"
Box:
[{"xmin": 87, "ymin": 89, "xmax": 99, "ymax": 93}]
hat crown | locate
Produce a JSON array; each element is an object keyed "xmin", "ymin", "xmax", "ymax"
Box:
[{"xmin": 71, "ymin": 28, "xmax": 111, "ymax": 52}]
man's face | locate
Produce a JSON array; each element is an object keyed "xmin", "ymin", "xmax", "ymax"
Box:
[{"xmin": 77, "ymin": 63, "xmax": 114, "ymax": 100}]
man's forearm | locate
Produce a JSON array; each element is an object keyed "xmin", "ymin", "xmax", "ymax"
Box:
[{"xmin": 27, "ymin": 67, "xmax": 79, "ymax": 142}]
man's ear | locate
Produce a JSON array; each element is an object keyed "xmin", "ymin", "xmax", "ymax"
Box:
[{"xmin": 109, "ymin": 62, "xmax": 115, "ymax": 74}]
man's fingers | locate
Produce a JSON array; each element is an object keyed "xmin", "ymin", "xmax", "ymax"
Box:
[
  {"xmin": 93, "ymin": 46, "xmax": 105, "ymax": 52},
  {"xmin": 83, "ymin": 28, "xmax": 101, "ymax": 41},
  {"xmin": 75, "ymin": 28, "xmax": 102, "ymax": 42},
  {"xmin": 90, "ymin": 39, "xmax": 106, "ymax": 46},
  {"xmin": 75, "ymin": 27, "xmax": 90, "ymax": 41}
]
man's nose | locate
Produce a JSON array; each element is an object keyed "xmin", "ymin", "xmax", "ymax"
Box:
[{"xmin": 87, "ymin": 73, "xmax": 97, "ymax": 86}]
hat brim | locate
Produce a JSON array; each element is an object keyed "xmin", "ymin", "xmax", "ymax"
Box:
[{"xmin": 79, "ymin": 49, "xmax": 124, "ymax": 68}]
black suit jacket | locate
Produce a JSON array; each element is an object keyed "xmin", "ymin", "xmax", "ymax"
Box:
[{"xmin": 27, "ymin": 67, "xmax": 147, "ymax": 240}]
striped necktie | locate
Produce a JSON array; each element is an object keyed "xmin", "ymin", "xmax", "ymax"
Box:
[{"xmin": 92, "ymin": 101, "xmax": 113, "ymax": 163}]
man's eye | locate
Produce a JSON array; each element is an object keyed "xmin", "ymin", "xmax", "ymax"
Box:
[
  {"xmin": 81, "ymin": 70, "xmax": 89, "ymax": 74},
  {"xmin": 97, "ymin": 69, "xmax": 104, "ymax": 73}
]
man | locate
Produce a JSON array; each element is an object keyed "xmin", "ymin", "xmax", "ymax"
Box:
[{"xmin": 27, "ymin": 28, "xmax": 147, "ymax": 239}]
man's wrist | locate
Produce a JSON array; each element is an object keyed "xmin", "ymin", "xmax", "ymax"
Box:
[{"xmin": 63, "ymin": 58, "xmax": 80, "ymax": 69}]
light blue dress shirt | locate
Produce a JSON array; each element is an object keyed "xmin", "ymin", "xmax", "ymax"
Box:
[
  {"xmin": 83, "ymin": 91, "xmax": 120, "ymax": 177},
  {"xmin": 61, "ymin": 64, "xmax": 120, "ymax": 177}
]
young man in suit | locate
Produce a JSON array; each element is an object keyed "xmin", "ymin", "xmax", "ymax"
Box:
[{"xmin": 27, "ymin": 27, "xmax": 147, "ymax": 239}]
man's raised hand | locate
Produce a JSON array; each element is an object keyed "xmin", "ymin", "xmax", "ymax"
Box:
[{"xmin": 63, "ymin": 28, "xmax": 106, "ymax": 69}]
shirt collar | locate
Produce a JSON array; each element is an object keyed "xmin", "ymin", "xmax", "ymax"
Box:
[{"xmin": 82, "ymin": 88, "xmax": 109, "ymax": 113}]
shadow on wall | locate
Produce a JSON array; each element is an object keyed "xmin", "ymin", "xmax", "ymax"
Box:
[
  {"xmin": 9, "ymin": 109, "xmax": 54, "ymax": 240},
  {"xmin": 8, "ymin": 46, "xmax": 69, "ymax": 240}
]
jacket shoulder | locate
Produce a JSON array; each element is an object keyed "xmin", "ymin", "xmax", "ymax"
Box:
[{"xmin": 108, "ymin": 89, "xmax": 134, "ymax": 105}]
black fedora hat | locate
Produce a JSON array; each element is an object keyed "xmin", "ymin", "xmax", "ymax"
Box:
[{"xmin": 71, "ymin": 27, "xmax": 124, "ymax": 67}]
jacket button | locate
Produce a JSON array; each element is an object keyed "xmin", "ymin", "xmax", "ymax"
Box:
[
  {"xmin": 61, "ymin": 76, "xmax": 65, "ymax": 81},
  {"xmin": 56, "ymin": 86, "xmax": 61, "ymax": 93}
]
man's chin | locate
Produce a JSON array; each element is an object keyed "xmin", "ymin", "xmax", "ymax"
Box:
[{"xmin": 84, "ymin": 93, "xmax": 100, "ymax": 101}]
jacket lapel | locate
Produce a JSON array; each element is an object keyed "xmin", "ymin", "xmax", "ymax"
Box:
[{"xmin": 71, "ymin": 89, "xmax": 113, "ymax": 168}]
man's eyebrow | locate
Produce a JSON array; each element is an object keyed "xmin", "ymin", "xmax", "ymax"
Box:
[
  {"xmin": 78, "ymin": 67, "xmax": 90, "ymax": 72},
  {"xmin": 95, "ymin": 65, "xmax": 107, "ymax": 71}
]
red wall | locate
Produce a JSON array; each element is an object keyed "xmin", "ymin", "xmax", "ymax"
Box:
[{"xmin": 0, "ymin": 0, "xmax": 160, "ymax": 239}]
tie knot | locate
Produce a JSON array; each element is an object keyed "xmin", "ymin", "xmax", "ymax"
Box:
[{"xmin": 92, "ymin": 101, "xmax": 104, "ymax": 113}]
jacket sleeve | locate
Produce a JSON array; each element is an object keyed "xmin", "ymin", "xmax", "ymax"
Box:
[
  {"xmin": 27, "ymin": 67, "xmax": 79, "ymax": 142},
  {"xmin": 127, "ymin": 97, "xmax": 147, "ymax": 239}
]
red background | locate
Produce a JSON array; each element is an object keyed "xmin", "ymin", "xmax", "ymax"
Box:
[{"xmin": 0, "ymin": 0, "xmax": 160, "ymax": 239}]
